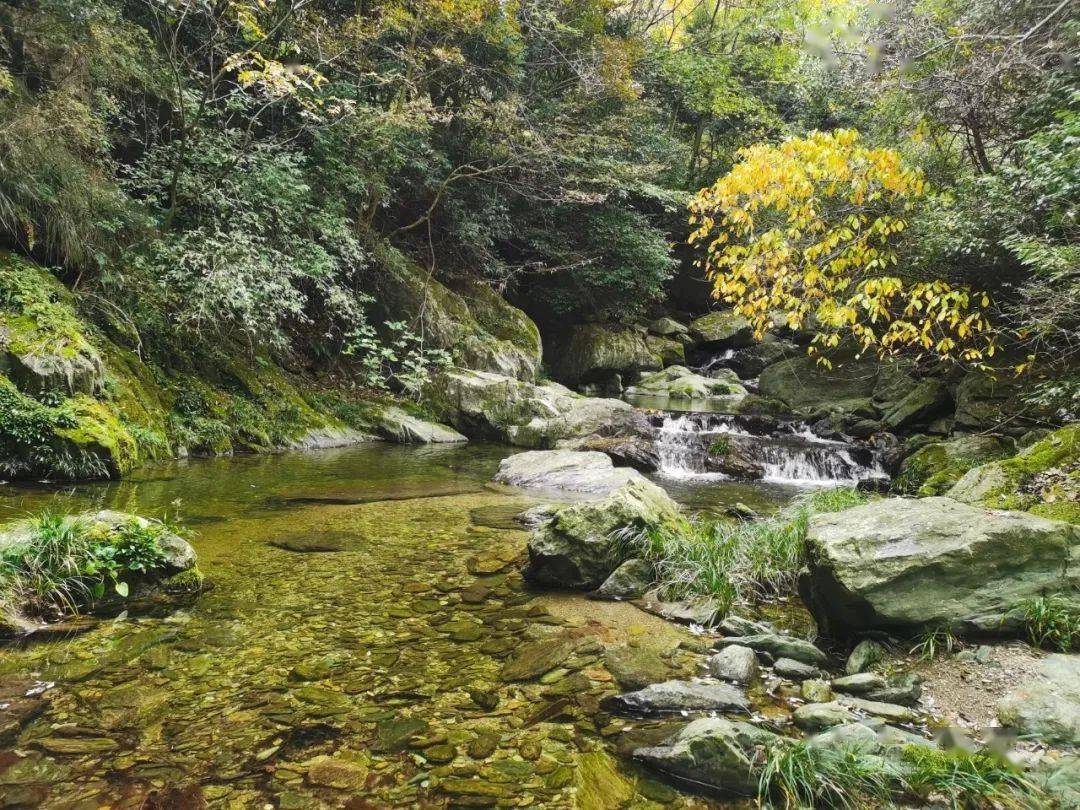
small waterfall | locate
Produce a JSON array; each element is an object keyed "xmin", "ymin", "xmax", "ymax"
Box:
[{"xmin": 652, "ymin": 412, "xmax": 888, "ymax": 486}]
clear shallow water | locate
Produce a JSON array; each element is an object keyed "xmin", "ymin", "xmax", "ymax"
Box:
[{"xmin": 0, "ymin": 443, "xmax": 787, "ymax": 808}]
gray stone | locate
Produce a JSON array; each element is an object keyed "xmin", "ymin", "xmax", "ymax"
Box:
[
  {"xmin": 717, "ymin": 633, "xmax": 829, "ymax": 667},
  {"xmin": 525, "ymin": 478, "xmax": 679, "ymax": 589},
  {"xmin": 838, "ymin": 696, "xmax": 918, "ymax": 723},
  {"xmin": 688, "ymin": 311, "xmax": 754, "ymax": 350},
  {"xmin": 639, "ymin": 591, "xmax": 727, "ymax": 628},
  {"xmin": 865, "ymin": 673, "xmax": 922, "ymax": 706},
  {"xmin": 802, "ymin": 679, "xmax": 833, "ymax": 703},
  {"xmin": 807, "ymin": 723, "xmax": 880, "ymax": 753},
  {"xmin": 648, "ymin": 317, "xmax": 690, "ymax": 338},
  {"xmin": 634, "ymin": 717, "xmax": 778, "ymax": 797},
  {"xmin": 719, "ymin": 615, "xmax": 770, "ymax": 637},
  {"xmin": 793, "ymin": 701, "xmax": 855, "ymax": 731},
  {"xmin": 800, "ymin": 496, "xmax": 1080, "ymax": 636},
  {"xmin": 773, "ymin": 658, "xmax": 821, "ymax": 680},
  {"xmin": 758, "ymin": 353, "xmax": 879, "ymax": 415},
  {"xmin": 845, "ymin": 639, "xmax": 886, "ymax": 675},
  {"xmin": 998, "ymin": 654, "xmax": 1080, "ymax": 746},
  {"xmin": 708, "ymin": 645, "xmax": 759, "ymax": 683},
  {"xmin": 606, "ymin": 679, "xmax": 750, "ymax": 715},
  {"xmin": 624, "ymin": 365, "xmax": 746, "ymax": 401},
  {"xmin": 374, "ymin": 406, "xmax": 467, "ymax": 444},
  {"xmin": 898, "ymin": 434, "xmax": 1014, "ymax": 496},
  {"xmin": 832, "ymin": 673, "xmax": 886, "ymax": 695},
  {"xmin": 550, "ymin": 324, "xmax": 661, "ymax": 388},
  {"xmin": 493, "ymin": 449, "xmax": 644, "ymax": 494},
  {"xmin": 593, "ymin": 557, "xmax": 653, "ymax": 600}
]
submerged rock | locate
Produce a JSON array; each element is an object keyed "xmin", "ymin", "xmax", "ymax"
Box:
[
  {"xmin": 998, "ymin": 654, "xmax": 1080, "ymax": 746},
  {"xmin": 635, "ymin": 717, "xmax": 778, "ymax": 796},
  {"xmin": 593, "ymin": 558, "xmax": 654, "ymax": 600},
  {"xmin": 493, "ymin": 449, "xmax": 644, "ymax": 494},
  {"xmin": 800, "ymin": 496, "xmax": 1080, "ymax": 636},
  {"xmin": 639, "ymin": 590, "xmax": 727, "ymax": 628},
  {"xmin": 606, "ymin": 679, "xmax": 750, "ymax": 715},
  {"xmin": 525, "ymin": 478, "xmax": 679, "ymax": 589}
]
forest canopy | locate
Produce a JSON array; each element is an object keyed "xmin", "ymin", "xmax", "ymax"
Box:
[{"xmin": 0, "ymin": 0, "xmax": 1076, "ymax": 398}]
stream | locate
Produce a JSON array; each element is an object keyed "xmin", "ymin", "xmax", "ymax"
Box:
[{"xmin": 0, "ymin": 429, "xmax": 878, "ymax": 807}]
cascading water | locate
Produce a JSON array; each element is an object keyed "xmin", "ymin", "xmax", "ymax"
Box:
[{"xmin": 652, "ymin": 412, "xmax": 888, "ymax": 486}]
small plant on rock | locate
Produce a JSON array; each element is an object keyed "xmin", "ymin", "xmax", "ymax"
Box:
[{"xmin": 909, "ymin": 626, "xmax": 961, "ymax": 660}]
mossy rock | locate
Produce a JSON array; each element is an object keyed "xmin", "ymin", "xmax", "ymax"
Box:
[
  {"xmin": 550, "ymin": 324, "xmax": 661, "ymax": 388},
  {"xmin": 0, "ymin": 252, "xmax": 104, "ymax": 396},
  {"xmin": 895, "ymin": 434, "xmax": 1016, "ymax": 496},
  {"xmin": 948, "ymin": 424, "xmax": 1080, "ymax": 522},
  {"xmin": 758, "ymin": 352, "xmax": 879, "ymax": 415}
]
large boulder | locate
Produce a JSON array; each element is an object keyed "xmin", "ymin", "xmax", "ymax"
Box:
[
  {"xmin": 800, "ymin": 496, "xmax": 1080, "ymax": 636},
  {"xmin": 948, "ymin": 424, "xmax": 1079, "ymax": 523},
  {"xmin": 953, "ymin": 372, "xmax": 1021, "ymax": 432},
  {"xmin": 897, "ymin": 434, "xmax": 1015, "ymax": 496},
  {"xmin": 549, "ymin": 324, "xmax": 662, "ymax": 388},
  {"xmin": 493, "ymin": 449, "xmax": 644, "ymax": 494},
  {"xmin": 872, "ymin": 364, "xmax": 950, "ymax": 431},
  {"xmin": 634, "ymin": 717, "xmax": 778, "ymax": 797},
  {"xmin": 375, "ymin": 250, "xmax": 541, "ymax": 380},
  {"xmin": 374, "ymin": 406, "xmax": 467, "ymax": 444},
  {"xmin": 624, "ymin": 366, "xmax": 746, "ymax": 400},
  {"xmin": 724, "ymin": 334, "xmax": 799, "ymax": 378},
  {"xmin": 998, "ymin": 654, "xmax": 1080, "ymax": 746},
  {"xmin": 688, "ymin": 311, "xmax": 753, "ymax": 350},
  {"xmin": 757, "ymin": 354, "xmax": 879, "ymax": 417},
  {"xmin": 645, "ymin": 334, "xmax": 685, "ymax": 367},
  {"xmin": 525, "ymin": 478, "xmax": 679, "ymax": 589},
  {"xmin": 423, "ymin": 368, "xmax": 646, "ymax": 448}
]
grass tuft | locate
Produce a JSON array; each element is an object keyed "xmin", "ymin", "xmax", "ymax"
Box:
[
  {"xmin": 909, "ymin": 625, "xmax": 962, "ymax": 660},
  {"xmin": 902, "ymin": 745, "xmax": 1040, "ymax": 809},
  {"xmin": 619, "ymin": 487, "xmax": 870, "ymax": 611},
  {"xmin": 1020, "ymin": 594, "xmax": 1080, "ymax": 652},
  {"xmin": 758, "ymin": 740, "xmax": 901, "ymax": 809}
]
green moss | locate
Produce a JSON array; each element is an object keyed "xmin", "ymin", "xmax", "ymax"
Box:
[
  {"xmin": 55, "ymin": 395, "xmax": 139, "ymax": 476},
  {"xmin": 160, "ymin": 566, "xmax": 205, "ymax": 594}
]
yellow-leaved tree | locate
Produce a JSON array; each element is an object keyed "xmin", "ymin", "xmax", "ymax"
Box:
[{"xmin": 689, "ymin": 129, "xmax": 997, "ymax": 368}]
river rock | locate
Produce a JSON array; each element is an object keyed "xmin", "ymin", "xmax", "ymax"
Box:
[
  {"xmin": 525, "ymin": 478, "xmax": 679, "ymax": 589},
  {"xmin": 773, "ymin": 658, "xmax": 821, "ymax": 680},
  {"xmin": 306, "ymin": 755, "xmax": 369, "ymax": 790},
  {"xmin": 997, "ymin": 654, "xmax": 1080, "ymax": 746},
  {"xmin": 725, "ymin": 334, "xmax": 799, "ymax": 378},
  {"xmin": 872, "ymin": 364, "xmax": 950, "ymax": 431},
  {"xmin": 424, "ymin": 368, "xmax": 646, "ymax": 448},
  {"xmin": 624, "ymin": 366, "xmax": 746, "ymax": 400},
  {"xmin": 832, "ymin": 673, "xmax": 886, "ymax": 694},
  {"xmin": 806, "ymin": 722, "xmax": 880, "ymax": 753},
  {"xmin": 708, "ymin": 645, "xmax": 759, "ymax": 683},
  {"xmin": 648, "ymin": 317, "xmax": 690, "ymax": 339},
  {"xmin": 640, "ymin": 590, "xmax": 727, "ymax": 628},
  {"xmin": 802, "ymin": 679, "xmax": 833, "ymax": 703},
  {"xmin": 500, "ymin": 636, "xmax": 577, "ymax": 682},
  {"xmin": 493, "ymin": 450, "xmax": 644, "ymax": 494},
  {"xmin": 635, "ymin": 717, "xmax": 778, "ymax": 797},
  {"xmin": 865, "ymin": 673, "xmax": 922, "ymax": 706},
  {"xmin": 800, "ymin": 496, "xmax": 1080, "ymax": 636},
  {"xmin": 604, "ymin": 644, "xmax": 676, "ymax": 690},
  {"xmin": 716, "ymin": 633, "xmax": 829, "ymax": 667},
  {"xmin": 550, "ymin": 324, "xmax": 662, "ymax": 388},
  {"xmin": 838, "ymin": 695, "xmax": 917, "ymax": 723},
  {"xmin": 688, "ymin": 311, "xmax": 753, "ymax": 350},
  {"xmin": 605, "ymin": 679, "xmax": 750, "ymax": 715},
  {"xmin": 575, "ymin": 435, "xmax": 659, "ymax": 472},
  {"xmin": 593, "ymin": 558, "xmax": 654, "ymax": 599},
  {"xmin": 646, "ymin": 334, "xmax": 685, "ymax": 367},
  {"xmin": 793, "ymin": 701, "xmax": 855, "ymax": 731},
  {"xmin": 845, "ymin": 639, "xmax": 886, "ymax": 675},
  {"xmin": 374, "ymin": 406, "xmax": 467, "ymax": 444},
  {"xmin": 720, "ymin": 615, "xmax": 771, "ymax": 636}
]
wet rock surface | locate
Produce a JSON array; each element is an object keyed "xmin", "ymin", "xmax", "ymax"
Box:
[{"xmin": 493, "ymin": 449, "xmax": 645, "ymax": 494}]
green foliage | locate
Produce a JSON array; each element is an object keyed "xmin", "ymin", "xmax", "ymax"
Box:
[
  {"xmin": 622, "ymin": 487, "xmax": 869, "ymax": 611},
  {"xmin": 345, "ymin": 320, "xmax": 452, "ymax": 398},
  {"xmin": 1021, "ymin": 595, "xmax": 1080, "ymax": 652},
  {"xmin": 909, "ymin": 626, "xmax": 961, "ymax": 661},
  {"xmin": 0, "ymin": 511, "xmax": 175, "ymax": 625},
  {"xmin": 758, "ymin": 739, "xmax": 900, "ymax": 809},
  {"xmin": 708, "ymin": 437, "xmax": 730, "ymax": 456},
  {"xmin": 901, "ymin": 746, "xmax": 1039, "ymax": 809}
]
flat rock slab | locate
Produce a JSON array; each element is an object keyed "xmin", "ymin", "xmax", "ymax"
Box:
[
  {"xmin": 500, "ymin": 637, "xmax": 577, "ymax": 682},
  {"xmin": 494, "ymin": 450, "xmax": 644, "ymax": 494},
  {"xmin": 605, "ymin": 679, "xmax": 750, "ymax": 715},
  {"xmin": 801, "ymin": 496, "xmax": 1080, "ymax": 636},
  {"xmin": 998, "ymin": 654, "xmax": 1080, "ymax": 746},
  {"xmin": 269, "ymin": 531, "xmax": 352, "ymax": 553},
  {"xmin": 716, "ymin": 633, "xmax": 829, "ymax": 667}
]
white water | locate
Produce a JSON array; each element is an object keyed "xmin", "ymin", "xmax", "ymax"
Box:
[{"xmin": 653, "ymin": 413, "xmax": 888, "ymax": 487}]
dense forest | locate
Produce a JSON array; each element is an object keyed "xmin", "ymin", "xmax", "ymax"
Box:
[{"xmin": 2, "ymin": 2, "xmax": 1080, "ymax": 808}]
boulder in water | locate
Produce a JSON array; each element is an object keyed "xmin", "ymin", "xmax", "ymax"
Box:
[
  {"xmin": 493, "ymin": 449, "xmax": 644, "ymax": 494},
  {"xmin": 373, "ymin": 406, "xmax": 467, "ymax": 444},
  {"xmin": 593, "ymin": 557, "xmax": 654, "ymax": 599},
  {"xmin": 525, "ymin": 478, "xmax": 679, "ymax": 589},
  {"xmin": 575, "ymin": 435, "xmax": 659, "ymax": 472},
  {"xmin": 800, "ymin": 496, "xmax": 1080, "ymax": 636},
  {"xmin": 624, "ymin": 366, "xmax": 746, "ymax": 400}
]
